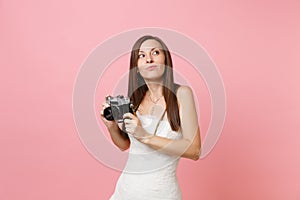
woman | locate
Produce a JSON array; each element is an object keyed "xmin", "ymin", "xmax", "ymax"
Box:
[{"xmin": 101, "ymin": 35, "xmax": 201, "ymax": 200}]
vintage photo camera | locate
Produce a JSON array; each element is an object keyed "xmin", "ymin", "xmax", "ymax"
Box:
[{"xmin": 103, "ymin": 95, "xmax": 134, "ymax": 123}]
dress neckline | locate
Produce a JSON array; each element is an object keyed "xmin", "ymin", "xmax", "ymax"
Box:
[{"xmin": 136, "ymin": 110, "xmax": 167, "ymax": 121}]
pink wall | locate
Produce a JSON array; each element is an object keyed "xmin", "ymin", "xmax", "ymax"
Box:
[{"xmin": 1, "ymin": 0, "xmax": 300, "ymax": 199}]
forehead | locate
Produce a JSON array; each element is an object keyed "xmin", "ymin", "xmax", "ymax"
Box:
[{"xmin": 139, "ymin": 39, "xmax": 163, "ymax": 51}]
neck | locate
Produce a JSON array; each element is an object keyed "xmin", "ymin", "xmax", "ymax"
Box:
[{"xmin": 145, "ymin": 80, "xmax": 164, "ymax": 99}]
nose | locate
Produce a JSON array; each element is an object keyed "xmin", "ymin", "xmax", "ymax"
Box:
[
  {"xmin": 146, "ymin": 54, "xmax": 153, "ymax": 63},
  {"xmin": 146, "ymin": 58, "xmax": 153, "ymax": 63}
]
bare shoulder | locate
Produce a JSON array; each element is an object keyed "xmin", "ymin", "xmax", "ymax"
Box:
[
  {"xmin": 176, "ymin": 85, "xmax": 198, "ymax": 124},
  {"xmin": 176, "ymin": 85, "xmax": 194, "ymax": 99},
  {"xmin": 176, "ymin": 85, "xmax": 195, "ymax": 109}
]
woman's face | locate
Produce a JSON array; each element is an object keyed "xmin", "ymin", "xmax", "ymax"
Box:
[{"xmin": 137, "ymin": 39, "xmax": 166, "ymax": 81}]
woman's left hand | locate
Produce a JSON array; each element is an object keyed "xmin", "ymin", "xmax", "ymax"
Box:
[{"xmin": 123, "ymin": 113, "xmax": 149, "ymax": 140}]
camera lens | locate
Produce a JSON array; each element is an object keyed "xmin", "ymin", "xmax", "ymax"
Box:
[{"xmin": 103, "ymin": 107, "xmax": 114, "ymax": 121}]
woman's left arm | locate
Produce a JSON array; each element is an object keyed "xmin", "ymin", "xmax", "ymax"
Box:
[{"xmin": 124, "ymin": 86, "xmax": 201, "ymax": 161}]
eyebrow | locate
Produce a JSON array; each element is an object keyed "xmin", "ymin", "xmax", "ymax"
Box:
[{"xmin": 138, "ymin": 47, "xmax": 160, "ymax": 53}]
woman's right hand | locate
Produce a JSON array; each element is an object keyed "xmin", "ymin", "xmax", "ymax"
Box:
[
  {"xmin": 100, "ymin": 100, "xmax": 118, "ymax": 130},
  {"xmin": 100, "ymin": 98, "xmax": 130, "ymax": 150}
]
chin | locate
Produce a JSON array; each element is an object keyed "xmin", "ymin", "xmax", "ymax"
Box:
[
  {"xmin": 141, "ymin": 71, "xmax": 165, "ymax": 80},
  {"xmin": 143, "ymin": 76, "xmax": 165, "ymax": 83}
]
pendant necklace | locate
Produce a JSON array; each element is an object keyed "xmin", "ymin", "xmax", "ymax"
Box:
[{"xmin": 149, "ymin": 93, "xmax": 163, "ymax": 115}]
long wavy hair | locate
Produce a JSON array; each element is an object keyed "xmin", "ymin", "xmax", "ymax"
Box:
[{"xmin": 127, "ymin": 35, "xmax": 181, "ymax": 131}]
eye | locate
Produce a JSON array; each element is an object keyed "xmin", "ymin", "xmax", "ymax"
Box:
[
  {"xmin": 152, "ymin": 50, "xmax": 160, "ymax": 55},
  {"xmin": 138, "ymin": 54, "xmax": 145, "ymax": 58}
]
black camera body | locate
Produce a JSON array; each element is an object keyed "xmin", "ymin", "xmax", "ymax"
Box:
[{"xmin": 103, "ymin": 95, "xmax": 134, "ymax": 123}]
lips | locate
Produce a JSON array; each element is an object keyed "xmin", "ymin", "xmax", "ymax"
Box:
[{"xmin": 146, "ymin": 65, "xmax": 157, "ymax": 70}]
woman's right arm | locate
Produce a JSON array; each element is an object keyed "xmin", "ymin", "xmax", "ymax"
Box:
[{"xmin": 100, "ymin": 103, "xmax": 130, "ymax": 151}]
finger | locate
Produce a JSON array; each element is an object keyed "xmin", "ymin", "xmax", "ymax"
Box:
[
  {"xmin": 102, "ymin": 103, "xmax": 110, "ymax": 108},
  {"xmin": 123, "ymin": 118, "xmax": 132, "ymax": 124},
  {"xmin": 123, "ymin": 112, "xmax": 135, "ymax": 120},
  {"xmin": 126, "ymin": 127, "xmax": 134, "ymax": 135},
  {"xmin": 124, "ymin": 125, "xmax": 130, "ymax": 132},
  {"xmin": 100, "ymin": 115, "xmax": 109, "ymax": 124},
  {"xmin": 100, "ymin": 114, "xmax": 108, "ymax": 122}
]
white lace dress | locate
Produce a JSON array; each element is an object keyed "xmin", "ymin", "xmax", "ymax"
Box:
[{"xmin": 110, "ymin": 112, "xmax": 183, "ymax": 200}]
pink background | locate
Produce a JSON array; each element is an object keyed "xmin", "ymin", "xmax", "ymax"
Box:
[{"xmin": 1, "ymin": 0, "xmax": 300, "ymax": 199}]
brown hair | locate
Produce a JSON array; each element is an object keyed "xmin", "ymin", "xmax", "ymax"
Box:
[{"xmin": 128, "ymin": 35, "xmax": 181, "ymax": 131}]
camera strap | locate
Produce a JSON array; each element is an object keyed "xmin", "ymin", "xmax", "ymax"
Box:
[{"xmin": 153, "ymin": 109, "xmax": 167, "ymax": 136}]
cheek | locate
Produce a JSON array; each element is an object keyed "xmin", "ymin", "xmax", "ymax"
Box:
[
  {"xmin": 137, "ymin": 59, "xmax": 144, "ymax": 67},
  {"xmin": 156, "ymin": 55, "xmax": 165, "ymax": 64},
  {"xmin": 159, "ymin": 66, "xmax": 166, "ymax": 73}
]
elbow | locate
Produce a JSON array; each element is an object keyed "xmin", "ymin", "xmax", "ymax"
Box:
[
  {"xmin": 118, "ymin": 141, "xmax": 130, "ymax": 151},
  {"xmin": 119, "ymin": 145, "xmax": 129, "ymax": 151},
  {"xmin": 192, "ymin": 154, "xmax": 199, "ymax": 161},
  {"xmin": 190, "ymin": 146, "xmax": 201, "ymax": 161},
  {"xmin": 191, "ymin": 153, "xmax": 200, "ymax": 161}
]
